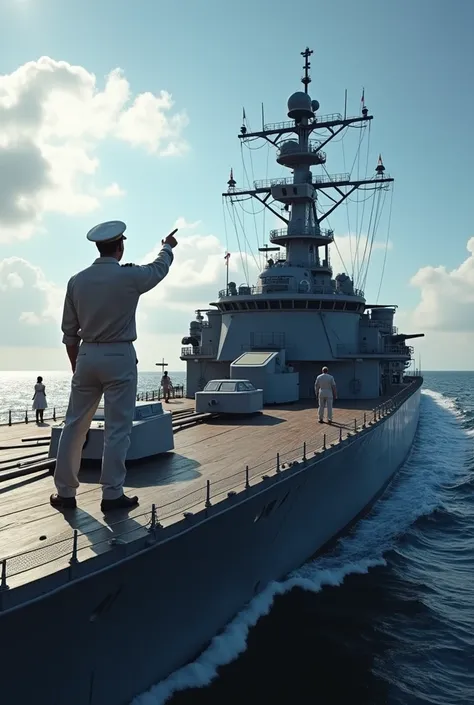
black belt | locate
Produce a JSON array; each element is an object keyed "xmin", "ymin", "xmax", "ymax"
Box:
[{"xmin": 81, "ymin": 341, "xmax": 134, "ymax": 345}]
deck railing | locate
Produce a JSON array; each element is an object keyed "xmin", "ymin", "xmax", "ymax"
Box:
[
  {"xmin": 218, "ymin": 285, "xmax": 365, "ymax": 298},
  {"xmin": 180, "ymin": 346, "xmax": 215, "ymax": 358},
  {"xmin": 361, "ymin": 321, "xmax": 398, "ymax": 334},
  {"xmin": 0, "ymin": 386, "xmax": 185, "ymax": 427},
  {"xmin": 0, "ymin": 377, "xmax": 422, "ymax": 601},
  {"xmin": 263, "ymin": 113, "xmax": 344, "ymax": 131},
  {"xmin": 269, "ymin": 227, "xmax": 334, "ymax": 241},
  {"xmin": 135, "ymin": 386, "xmax": 185, "ymax": 402}
]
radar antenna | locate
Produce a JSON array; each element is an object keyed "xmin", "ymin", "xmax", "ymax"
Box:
[{"xmin": 301, "ymin": 47, "xmax": 313, "ymax": 94}]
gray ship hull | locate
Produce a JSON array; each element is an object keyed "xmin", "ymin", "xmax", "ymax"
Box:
[{"xmin": 0, "ymin": 386, "xmax": 421, "ymax": 705}]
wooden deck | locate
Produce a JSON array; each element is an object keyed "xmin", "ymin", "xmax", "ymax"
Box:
[
  {"xmin": 0, "ymin": 397, "xmax": 195, "ymax": 466},
  {"xmin": 0, "ymin": 390, "xmax": 405, "ymax": 592}
]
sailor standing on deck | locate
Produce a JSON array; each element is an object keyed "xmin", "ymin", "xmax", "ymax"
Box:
[
  {"xmin": 50, "ymin": 221, "xmax": 178, "ymax": 512},
  {"xmin": 160, "ymin": 371, "xmax": 173, "ymax": 403},
  {"xmin": 315, "ymin": 366, "xmax": 337, "ymax": 424}
]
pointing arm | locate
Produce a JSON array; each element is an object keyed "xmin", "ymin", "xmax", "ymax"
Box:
[{"xmin": 131, "ymin": 243, "xmax": 174, "ymax": 294}]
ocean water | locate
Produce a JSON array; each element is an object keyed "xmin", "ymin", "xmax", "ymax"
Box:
[
  {"xmin": 0, "ymin": 370, "xmax": 187, "ymax": 425},
  {"xmin": 129, "ymin": 372, "xmax": 474, "ymax": 705}
]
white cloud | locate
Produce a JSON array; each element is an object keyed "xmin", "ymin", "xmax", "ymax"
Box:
[
  {"xmin": 173, "ymin": 217, "xmax": 201, "ymax": 231},
  {"xmin": 0, "ymin": 56, "xmax": 188, "ymax": 242},
  {"xmin": 385, "ymin": 237, "xmax": 474, "ymax": 371},
  {"xmin": 19, "ymin": 311, "xmax": 42, "ymax": 326},
  {"xmin": 139, "ymin": 223, "xmax": 260, "ymax": 320},
  {"xmin": 103, "ymin": 182, "xmax": 126, "ymax": 198},
  {"xmin": 5, "ymin": 272, "xmax": 24, "ymax": 289},
  {"xmin": 115, "ymin": 90, "xmax": 189, "ymax": 156},
  {"xmin": 0, "ymin": 218, "xmax": 258, "ymax": 362},
  {"xmin": 408, "ymin": 236, "xmax": 474, "ymax": 331},
  {"xmin": 0, "ymin": 257, "xmax": 63, "ymax": 346}
]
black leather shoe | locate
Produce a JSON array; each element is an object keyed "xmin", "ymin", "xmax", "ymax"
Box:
[
  {"xmin": 100, "ymin": 494, "xmax": 139, "ymax": 512},
  {"xmin": 50, "ymin": 493, "xmax": 77, "ymax": 510}
]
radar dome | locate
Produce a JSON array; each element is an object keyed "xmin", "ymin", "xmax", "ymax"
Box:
[
  {"xmin": 311, "ymin": 99, "xmax": 320, "ymax": 112},
  {"xmin": 287, "ymin": 91, "xmax": 314, "ymax": 120}
]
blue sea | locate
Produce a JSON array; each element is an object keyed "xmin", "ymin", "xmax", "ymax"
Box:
[
  {"xmin": 0, "ymin": 370, "xmax": 187, "ymax": 425},
  {"xmin": 1, "ymin": 370, "xmax": 472, "ymax": 705}
]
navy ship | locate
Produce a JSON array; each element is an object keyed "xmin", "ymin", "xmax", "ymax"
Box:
[{"xmin": 0, "ymin": 49, "xmax": 423, "ymax": 705}]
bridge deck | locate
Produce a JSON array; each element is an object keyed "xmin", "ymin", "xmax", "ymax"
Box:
[{"xmin": 0, "ymin": 390, "xmax": 404, "ymax": 591}]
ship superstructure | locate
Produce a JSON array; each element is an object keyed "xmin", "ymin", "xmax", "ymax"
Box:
[{"xmin": 181, "ymin": 48, "xmax": 423, "ymax": 399}]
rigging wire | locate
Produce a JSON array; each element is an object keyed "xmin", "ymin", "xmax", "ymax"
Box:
[
  {"xmin": 228, "ymin": 197, "xmax": 261, "ymax": 275},
  {"xmin": 348, "ymin": 124, "xmax": 367, "ymax": 177},
  {"xmin": 340, "ymin": 137, "xmax": 353, "ymax": 277},
  {"xmin": 356, "ymin": 179, "xmax": 378, "ymax": 288},
  {"xmin": 375, "ymin": 183, "xmax": 394, "ymax": 303},
  {"xmin": 243, "ymin": 140, "xmax": 267, "ymax": 150},
  {"xmin": 354, "ymin": 121, "xmax": 372, "ymax": 284},
  {"xmin": 320, "ymin": 126, "xmax": 369, "ymax": 283},
  {"xmin": 236, "ymin": 201, "xmax": 266, "ymax": 216},
  {"xmin": 242, "ymin": 131, "xmax": 280, "ymax": 270},
  {"xmin": 222, "ymin": 197, "xmax": 230, "ymax": 256},
  {"xmin": 318, "ymin": 210, "xmax": 349, "ymax": 275},
  {"xmin": 350, "ymin": 121, "xmax": 369, "ymax": 280},
  {"xmin": 361, "ymin": 186, "xmax": 388, "ymax": 293},
  {"xmin": 226, "ymin": 199, "xmax": 249, "ymax": 284},
  {"xmin": 346, "ymin": 191, "xmax": 375, "ymax": 204},
  {"xmin": 240, "ymin": 142, "xmax": 260, "ymax": 258},
  {"xmin": 353, "ymin": 125, "xmax": 364, "ymax": 279},
  {"xmin": 359, "ymin": 184, "xmax": 388, "ymax": 292},
  {"xmin": 262, "ymin": 142, "xmax": 271, "ymax": 268},
  {"xmin": 244, "ymin": 138, "xmax": 264, "ymax": 254}
]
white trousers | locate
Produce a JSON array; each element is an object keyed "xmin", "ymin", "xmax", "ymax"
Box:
[
  {"xmin": 54, "ymin": 342, "xmax": 138, "ymax": 500},
  {"xmin": 318, "ymin": 392, "xmax": 333, "ymax": 421}
]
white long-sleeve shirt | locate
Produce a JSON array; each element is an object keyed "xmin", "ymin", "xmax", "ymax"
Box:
[{"xmin": 61, "ymin": 244, "xmax": 174, "ymax": 346}]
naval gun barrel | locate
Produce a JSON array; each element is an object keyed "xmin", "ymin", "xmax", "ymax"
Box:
[{"xmin": 390, "ymin": 333, "xmax": 425, "ymax": 343}]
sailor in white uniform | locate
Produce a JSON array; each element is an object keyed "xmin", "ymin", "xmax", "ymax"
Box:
[
  {"xmin": 315, "ymin": 366, "xmax": 337, "ymax": 424},
  {"xmin": 50, "ymin": 220, "xmax": 178, "ymax": 512}
]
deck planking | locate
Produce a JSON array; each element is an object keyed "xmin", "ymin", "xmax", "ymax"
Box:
[
  {"xmin": 0, "ymin": 398, "xmax": 195, "ymax": 468},
  {"xmin": 0, "ymin": 392, "xmax": 397, "ymax": 590}
]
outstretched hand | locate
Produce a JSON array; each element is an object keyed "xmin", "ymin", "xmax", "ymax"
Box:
[{"xmin": 162, "ymin": 228, "xmax": 178, "ymax": 249}]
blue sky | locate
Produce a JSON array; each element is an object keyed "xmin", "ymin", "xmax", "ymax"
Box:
[{"xmin": 1, "ymin": 0, "xmax": 473, "ymax": 370}]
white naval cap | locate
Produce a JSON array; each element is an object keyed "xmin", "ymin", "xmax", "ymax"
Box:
[{"xmin": 86, "ymin": 220, "xmax": 127, "ymax": 243}]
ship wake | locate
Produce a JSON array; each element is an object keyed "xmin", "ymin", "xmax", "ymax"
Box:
[{"xmin": 132, "ymin": 389, "xmax": 469, "ymax": 705}]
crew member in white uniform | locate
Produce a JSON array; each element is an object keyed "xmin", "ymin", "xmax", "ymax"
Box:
[
  {"xmin": 50, "ymin": 220, "xmax": 178, "ymax": 512},
  {"xmin": 315, "ymin": 366, "xmax": 337, "ymax": 424}
]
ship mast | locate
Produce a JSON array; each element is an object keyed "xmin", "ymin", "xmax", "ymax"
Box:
[
  {"xmin": 301, "ymin": 47, "xmax": 312, "ymax": 94},
  {"xmin": 222, "ymin": 47, "xmax": 393, "ymax": 281}
]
